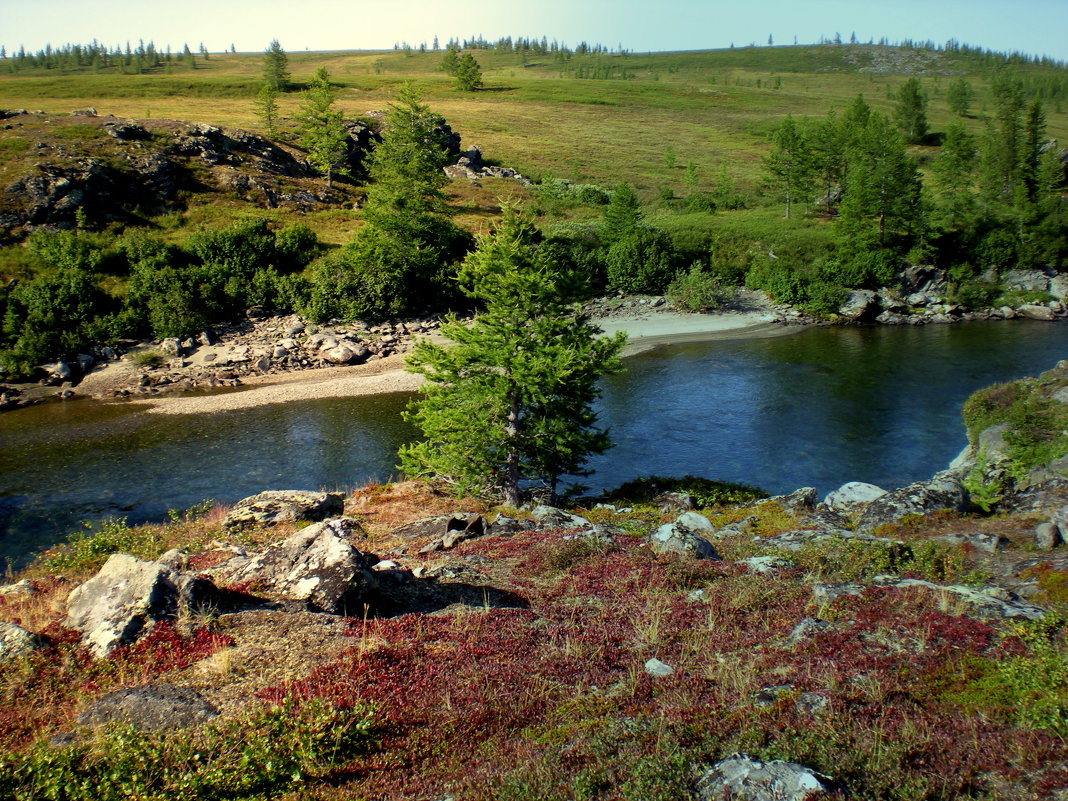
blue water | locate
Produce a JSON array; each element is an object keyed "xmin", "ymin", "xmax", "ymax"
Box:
[{"xmin": 1, "ymin": 319, "xmax": 1066, "ymax": 566}]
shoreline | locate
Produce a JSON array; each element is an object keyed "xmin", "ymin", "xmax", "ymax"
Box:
[{"xmin": 130, "ymin": 309, "xmax": 798, "ymax": 416}]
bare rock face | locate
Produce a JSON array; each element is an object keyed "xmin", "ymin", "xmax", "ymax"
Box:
[
  {"xmin": 77, "ymin": 684, "xmax": 219, "ymax": 732},
  {"xmin": 223, "ymin": 490, "xmax": 345, "ymax": 530},
  {"xmin": 65, "ymin": 554, "xmax": 181, "ymax": 657},
  {"xmin": 856, "ymin": 471, "xmax": 969, "ymax": 534},
  {"xmin": 220, "ymin": 518, "xmax": 377, "ymax": 615},
  {"xmin": 695, "ymin": 755, "xmax": 837, "ymax": 800}
]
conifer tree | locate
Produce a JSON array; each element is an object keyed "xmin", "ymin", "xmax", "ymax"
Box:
[
  {"xmin": 400, "ymin": 206, "xmax": 626, "ymax": 505},
  {"xmin": 254, "ymin": 82, "xmax": 280, "ymax": 138},
  {"xmin": 262, "ymin": 39, "xmax": 290, "ymax": 92},
  {"xmin": 455, "ymin": 52, "xmax": 483, "ymax": 91},
  {"xmin": 296, "ymin": 67, "xmax": 348, "ymax": 188},
  {"xmin": 764, "ymin": 116, "xmax": 812, "ymax": 218},
  {"xmin": 893, "ymin": 77, "xmax": 928, "ymax": 144},
  {"xmin": 946, "ymin": 77, "xmax": 974, "ymax": 117}
]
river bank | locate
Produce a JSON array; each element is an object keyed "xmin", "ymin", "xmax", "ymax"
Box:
[{"xmin": 98, "ymin": 296, "xmax": 794, "ymax": 416}]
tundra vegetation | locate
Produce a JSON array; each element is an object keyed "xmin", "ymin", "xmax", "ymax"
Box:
[{"xmin": 0, "ymin": 38, "xmax": 1067, "ymax": 376}]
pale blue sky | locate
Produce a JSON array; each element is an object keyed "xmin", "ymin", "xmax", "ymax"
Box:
[{"xmin": 2, "ymin": 0, "xmax": 1066, "ymax": 61}]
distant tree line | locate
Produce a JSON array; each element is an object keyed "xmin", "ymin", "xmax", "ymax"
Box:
[{"xmin": 0, "ymin": 39, "xmax": 213, "ymax": 74}]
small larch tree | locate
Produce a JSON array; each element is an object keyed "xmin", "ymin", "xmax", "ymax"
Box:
[
  {"xmin": 296, "ymin": 67, "xmax": 348, "ymax": 188},
  {"xmin": 262, "ymin": 39, "xmax": 290, "ymax": 92},
  {"xmin": 764, "ymin": 115, "xmax": 812, "ymax": 219},
  {"xmin": 455, "ymin": 52, "xmax": 483, "ymax": 91},
  {"xmin": 400, "ymin": 207, "xmax": 626, "ymax": 505},
  {"xmin": 894, "ymin": 77, "xmax": 928, "ymax": 145}
]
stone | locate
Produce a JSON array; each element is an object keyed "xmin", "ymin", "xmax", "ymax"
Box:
[
  {"xmin": 0, "ymin": 579, "xmax": 35, "ymax": 599},
  {"xmin": 0, "ymin": 621, "xmax": 42, "ymax": 663},
  {"xmin": 823, "ymin": 481, "xmax": 887, "ymax": 513},
  {"xmin": 936, "ymin": 532, "xmax": 1009, "ymax": 553},
  {"xmin": 529, "ymin": 505, "xmax": 592, "ymax": 529},
  {"xmin": 1002, "ymin": 268, "xmax": 1050, "ymax": 293},
  {"xmin": 675, "ymin": 511, "xmax": 714, "ymax": 533},
  {"xmin": 839, "ymin": 288, "xmax": 878, "ymax": 320},
  {"xmin": 322, "ymin": 343, "xmax": 370, "ymax": 364},
  {"xmin": 648, "ymin": 524, "xmax": 720, "ymax": 560},
  {"xmin": 644, "ymin": 658, "xmax": 674, "ymax": 677},
  {"xmin": 77, "ymin": 684, "xmax": 219, "ymax": 732},
  {"xmin": 42, "ymin": 360, "xmax": 71, "ymax": 382},
  {"xmin": 655, "ymin": 491, "xmax": 694, "ymax": 512},
  {"xmin": 65, "ymin": 554, "xmax": 182, "ymax": 657},
  {"xmin": 740, "ymin": 555, "xmax": 794, "ymax": 573},
  {"xmin": 873, "ymin": 576, "xmax": 1046, "ymax": 620},
  {"xmin": 765, "ymin": 487, "xmax": 818, "ymax": 514},
  {"xmin": 220, "ymin": 518, "xmax": 376, "ymax": 615},
  {"xmin": 224, "ymin": 490, "xmax": 345, "ymax": 529},
  {"xmin": 158, "ymin": 337, "xmax": 182, "ymax": 357},
  {"xmin": 783, "ymin": 617, "xmax": 834, "ymax": 647},
  {"xmin": 1018, "ymin": 304, "xmax": 1056, "ymax": 321},
  {"xmin": 812, "ymin": 582, "xmax": 866, "ymax": 605},
  {"xmin": 695, "ymin": 755, "xmax": 837, "ymax": 801},
  {"xmin": 1034, "ymin": 521, "xmax": 1063, "ymax": 550},
  {"xmin": 856, "ymin": 471, "xmax": 969, "ymax": 534}
]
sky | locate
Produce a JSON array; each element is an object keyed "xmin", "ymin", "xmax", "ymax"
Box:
[{"xmin": 2, "ymin": 0, "xmax": 1067, "ymax": 62}]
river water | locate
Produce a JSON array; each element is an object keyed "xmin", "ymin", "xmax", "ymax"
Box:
[{"xmin": 2, "ymin": 319, "xmax": 1066, "ymax": 567}]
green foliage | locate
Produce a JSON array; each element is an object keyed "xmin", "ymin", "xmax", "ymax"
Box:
[
  {"xmin": 604, "ymin": 226, "xmax": 677, "ymax": 294},
  {"xmin": 38, "ymin": 518, "xmax": 165, "ymax": 574},
  {"xmin": 600, "ymin": 182, "xmax": 644, "ymax": 244},
  {"xmin": 440, "ymin": 44, "xmax": 460, "ymax": 76},
  {"xmin": 962, "ymin": 378, "xmax": 1068, "ymax": 479},
  {"xmin": 26, "ymin": 229, "xmax": 107, "ymax": 273},
  {"xmin": 456, "ymin": 52, "xmax": 484, "ymax": 91},
  {"xmin": 763, "ymin": 115, "xmax": 812, "ymax": 219},
  {"xmin": 297, "ymin": 67, "xmax": 349, "ymax": 187},
  {"xmin": 254, "ymin": 82, "xmax": 279, "ymax": 137},
  {"xmin": 893, "ymin": 76, "xmax": 928, "ymax": 144},
  {"xmin": 666, "ymin": 264, "xmax": 731, "ymax": 311},
  {"xmin": 0, "ymin": 699, "xmax": 375, "ymax": 800},
  {"xmin": 603, "ymin": 474, "xmax": 767, "ymax": 508},
  {"xmin": 400, "ymin": 207, "xmax": 626, "ymax": 505},
  {"xmin": 262, "ymin": 39, "xmax": 290, "ymax": 92},
  {"xmin": 946, "ymin": 77, "xmax": 974, "ymax": 117}
]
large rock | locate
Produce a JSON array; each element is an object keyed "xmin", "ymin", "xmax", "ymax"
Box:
[
  {"xmin": 1018, "ymin": 304, "xmax": 1056, "ymax": 321},
  {"xmin": 65, "ymin": 555, "xmax": 182, "ymax": 657},
  {"xmin": 695, "ymin": 755, "xmax": 837, "ymax": 801},
  {"xmin": 78, "ymin": 684, "xmax": 219, "ymax": 732},
  {"xmin": 823, "ymin": 481, "xmax": 887, "ymax": 513},
  {"xmin": 856, "ymin": 471, "xmax": 969, "ymax": 533},
  {"xmin": 648, "ymin": 523, "xmax": 720, "ymax": 560},
  {"xmin": 224, "ymin": 490, "xmax": 345, "ymax": 530},
  {"xmin": 220, "ymin": 518, "xmax": 376, "ymax": 615},
  {"xmin": 838, "ymin": 289, "xmax": 878, "ymax": 321}
]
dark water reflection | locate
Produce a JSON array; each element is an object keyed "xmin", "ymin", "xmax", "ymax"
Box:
[{"xmin": 1, "ymin": 319, "xmax": 1066, "ymax": 567}]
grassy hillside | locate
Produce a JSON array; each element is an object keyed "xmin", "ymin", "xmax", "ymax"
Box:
[{"xmin": 3, "ymin": 43, "xmax": 1066, "ymax": 200}]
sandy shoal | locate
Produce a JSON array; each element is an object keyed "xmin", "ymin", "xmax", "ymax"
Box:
[{"xmin": 132, "ymin": 309, "xmax": 795, "ymax": 415}]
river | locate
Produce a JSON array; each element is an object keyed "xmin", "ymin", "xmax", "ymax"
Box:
[{"xmin": 2, "ymin": 319, "xmax": 1066, "ymax": 568}]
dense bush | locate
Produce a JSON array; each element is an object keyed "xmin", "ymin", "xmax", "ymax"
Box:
[
  {"xmin": 666, "ymin": 265, "xmax": 731, "ymax": 311},
  {"xmin": 604, "ymin": 226, "xmax": 677, "ymax": 294}
]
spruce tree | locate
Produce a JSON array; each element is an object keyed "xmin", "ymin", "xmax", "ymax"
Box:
[
  {"xmin": 946, "ymin": 77, "xmax": 974, "ymax": 117},
  {"xmin": 764, "ymin": 116, "xmax": 812, "ymax": 219},
  {"xmin": 296, "ymin": 67, "xmax": 348, "ymax": 188},
  {"xmin": 455, "ymin": 52, "xmax": 483, "ymax": 91},
  {"xmin": 255, "ymin": 82, "xmax": 280, "ymax": 138},
  {"xmin": 400, "ymin": 206, "xmax": 626, "ymax": 505},
  {"xmin": 893, "ymin": 77, "xmax": 928, "ymax": 144},
  {"xmin": 262, "ymin": 39, "xmax": 290, "ymax": 92}
]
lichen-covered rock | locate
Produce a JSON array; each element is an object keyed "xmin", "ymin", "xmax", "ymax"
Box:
[
  {"xmin": 77, "ymin": 684, "xmax": 219, "ymax": 732},
  {"xmin": 695, "ymin": 755, "xmax": 837, "ymax": 800},
  {"xmin": 874, "ymin": 577, "xmax": 1046, "ymax": 620},
  {"xmin": 0, "ymin": 621, "xmax": 42, "ymax": 663},
  {"xmin": 224, "ymin": 490, "xmax": 345, "ymax": 530},
  {"xmin": 823, "ymin": 481, "xmax": 887, "ymax": 513},
  {"xmin": 856, "ymin": 471, "xmax": 969, "ymax": 533},
  {"xmin": 65, "ymin": 554, "xmax": 180, "ymax": 657},
  {"xmin": 221, "ymin": 518, "xmax": 376, "ymax": 615},
  {"xmin": 648, "ymin": 524, "xmax": 720, "ymax": 560}
]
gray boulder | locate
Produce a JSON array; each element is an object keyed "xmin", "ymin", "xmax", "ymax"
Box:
[
  {"xmin": 695, "ymin": 755, "xmax": 837, "ymax": 801},
  {"xmin": 1018, "ymin": 304, "xmax": 1056, "ymax": 321},
  {"xmin": 823, "ymin": 481, "xmax": 887, "ymax": 513},
  {"xmin": 224, "ymin": 490, "xmax": 345, "ymax": 530},
  {"xmin": 764, "ymin": 487, "xmax": 818, "ymax": 514},
  {"xmin": 78, "ymin": 684, "xmax": 219, "ymax": 732},
  {"xmin": 648, "ymin": 523, "xmax": 720, "ymax": 560},
  {"xmin": 65, "ymin": 554, "xmax": 182, "ymax": 657},
  {"xmin": 220, "ymin": 518, "xmax": 376, "ymax": 615},
  {"xmin": 873, "ymin": 576, "xmax": 1046, "ymax": 620},
  {"xmin": 0, "ymin": 621, "xmax": 43, "ymax": 663},
  {"xmin": 1034, "ymin": 521, "xmax": 1064, "ymax": 550},
  {"xmin": 322, "ymin": 342, "xmax": 370, "ymax": 364},
  {"xmin": 676, "ymin": 511, "xmax": 714, "ymax": 533},
  {"xmin": 856, "ymin": 471, "xmax": 968, "ymax": 533},
  {"xmin": 838, "ymin": 289, "xmax": 878, "ymax": 320},
  {"xmin": 529, "ymin": 505, "xmax": 592, "ymax": 529}
]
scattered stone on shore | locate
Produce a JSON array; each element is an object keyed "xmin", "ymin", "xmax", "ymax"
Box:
[{"xmin": 223, "ymin": 490, "xmax": 345, "ymax": 530}]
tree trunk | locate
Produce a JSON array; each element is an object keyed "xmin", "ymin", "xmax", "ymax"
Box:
[{"xmin": 501, "ymin": 394, "xmax": 520, "ymax": 506}]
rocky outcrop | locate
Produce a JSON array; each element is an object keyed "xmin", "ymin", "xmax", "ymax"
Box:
[
  {"xmin": 223, "ymin": 490, "xmax": 345, "ymax": 530},
  {"xmin": 647, "ymin": 511, "xmax": 720, "ymax": 560},
  {"xmin": 218, "ymin": 518, "xmax": 377, "ymax": 615},
  {"xmin": 77, "ymin": 684, "xmax": 220, "ymax": 732},
  {"xmin": 695, "ymin": 755, "xmax": 838, "ymax": 801},
  {"xmin": 856, "ymin": 471, "xmax": 969, "ymax": 533},
  {"xmin": 64, "ymin": 554, "xmax": 218, "ymax": 657},
  {"xmin": 823, "ymin": 481, "xmax": 887, "ymax": 513},
  {"xmin": 444, "ymin": 146, "xmax": 532, "ymax": 185}
]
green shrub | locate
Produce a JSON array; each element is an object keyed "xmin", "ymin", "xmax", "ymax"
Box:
[
  {"xmin": 604, "ymin": 475, "xmax": 767, "ymax": 508},
  {"xmin": 994, "ymin": 288, "xmax": 1056, "ymax": 308},
  {"xmin": 274, "ymin": 223, "xmax": 321, "ymax": 270},
  {"xmin": 604, "ymin": 226, "xmax": 677, "ymax": 294},
  {"xmin": 0, "ymin": 699, "xmax": 375, "ymax": 801},
  {"xmin": 38, "ymin": 518, "xmax": 166, "ymax": 574},
  {"xmin": 666, "ymin": 265, "xmax": 730, "ymax": 311},
  {"xmin": 949, "ymin": 279, "xmax": 999, "ymax": 309},
  {"xmin": 27, "ymin": 229, "xmax": 107, "ymax": 274}
]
